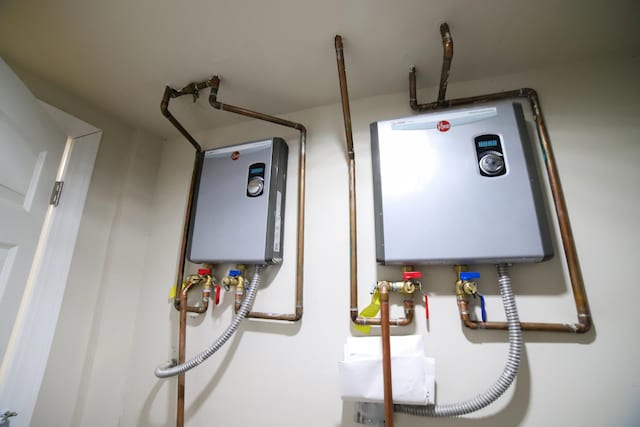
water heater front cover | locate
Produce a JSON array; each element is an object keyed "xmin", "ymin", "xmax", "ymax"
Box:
[
  {"xmin": 188, "ymin": 138, "xmax": 288, "ymax": 264},
  {"xmin": 371, "ymin": 101, "xmax": 553, "ymax": 265}
]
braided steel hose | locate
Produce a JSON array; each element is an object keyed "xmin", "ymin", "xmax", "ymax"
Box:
[
  {"xmin": 395, "ymin": 264, "xmax": 521, "ymax": 416},
  {"xmin": 155, "ymin": 265, "xmax": 263, "ymax": 378}
]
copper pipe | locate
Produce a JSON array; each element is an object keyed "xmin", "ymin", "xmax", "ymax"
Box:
[
  {"xmin": 417, "ymin": 88, "xmax": 591, "ymax": 333},
  {"xmin": 437, "ymin": 23, "xmax": 453, "ymax": 105},
  {"xmin": 409, "ymin": 23, "xmax": 453, "ymax": 110},
  {"xmin": 410, "ymin": 23, "xmax": 590, "ymax": 333},
  {"xmin": 379, "ymin": 283, "xmax": 394, "ymax": 427},
  {"xmin": 161, "ymin": 77, "xmax": 218, "ymax": 152},
  {"xmin": 161, "ymin": 78, "xmax": 217, "ymax": 427},
  {"xmin": 173, "ymin": 154, "xmax": 206, "ymax": 313},
  {"xmin": 335, "ymin": 36, "xmax": 355, "ymax": 160},
  {"xmin": 208, "ymin": 76, "xmax": 306, "ymax": 322},
  {"xmin": 161, "ymin": 81, "xmax": 215, "ymax": 314},
  {"xmin": 176, "ymin": 280, "xmax": 202, "ymax": 427},
  {"xmin": 335, "ymin": 35, "xmax": 415, "ymax": 327},
  {"xmin": 380, "ymin": 297, "xmax": 395, "ymax": 424}
]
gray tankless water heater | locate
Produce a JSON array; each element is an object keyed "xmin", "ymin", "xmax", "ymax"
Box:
[
  {"xmin": 188, "ymin": 138, "xmax": 288, "ymax": 264},
  {"xmin": 370, "ymin": 100, "xmax": 553, "ymax": 265}
]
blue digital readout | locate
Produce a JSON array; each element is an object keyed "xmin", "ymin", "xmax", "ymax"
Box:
[
  {"xmin": 478, "ymin": 140, "xmax": 498, "ymax": 148},
  {"xmin": 250, "ymin": 167, "xmax": 264, "ymax": 174}
]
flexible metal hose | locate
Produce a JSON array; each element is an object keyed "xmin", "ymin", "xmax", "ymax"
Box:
[
  {"xmin": 155, "ymin": 265, "xmax": 264, "ymax": 378},
  {"xmin": 394, "ymin": 264, "xmax": 521, "ymax": 417}
]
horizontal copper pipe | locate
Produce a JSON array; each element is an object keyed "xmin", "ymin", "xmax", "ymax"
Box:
[
  {"xmin": 335, "ymin": 35, "xmax": 414, "ymax": 328},
  {"xmin": 209, "ymin": 76, "xmax": 306, "ymax": 322}
]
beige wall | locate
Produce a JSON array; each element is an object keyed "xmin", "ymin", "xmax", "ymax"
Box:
[
  {"xmin": 17, "ymin": 53, "xmax": 640, "ymax": 426},
  {"xmin": 8, "ymin": 65, "xmax": 163, "ymax": 427}
]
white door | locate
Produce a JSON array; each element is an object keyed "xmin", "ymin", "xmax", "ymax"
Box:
[{"xmin": 0, "ymin": 57, "xmax": 67, "ymax": 402}]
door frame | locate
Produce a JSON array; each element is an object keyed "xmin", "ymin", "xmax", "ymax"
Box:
[{"xmin": 0, "ymin": 102, "xmax": 101, "ymax": 427}]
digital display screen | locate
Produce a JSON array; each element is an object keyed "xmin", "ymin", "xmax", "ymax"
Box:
[
  {"xmin": 478, "ymin": 140, "xmax": 498, "ymax": 148},
  {"xmin": 250, "ymin": 167, "xmax": 264, "ymax": 174}
]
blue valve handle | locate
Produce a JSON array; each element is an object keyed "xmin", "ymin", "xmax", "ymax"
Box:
[
  {"xmin": 479, "ymin": 294, "xmax": 487, "ymax": 322},
  {"xmin": 460, "ymin": 271, "xmax": 480, "ymax": 280},
  {"xmin": 229, "ymin": 269, "xmax": 242, "ymax": 277}
]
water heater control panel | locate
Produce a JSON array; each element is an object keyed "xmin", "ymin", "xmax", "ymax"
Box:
[
  {"xmin": 370, "ymin": 101, "xmax": 553, "ymax": 265},
  {"xmin": 475, "ymin": 134, "xmax": 506, "ymax": 177}
]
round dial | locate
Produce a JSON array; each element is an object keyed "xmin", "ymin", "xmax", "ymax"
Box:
[
  {"xmin": 247, "ymin": 176, "xmax": 264, "ymax": 196},
  {"xmin": 479, "ymin": 152, "xmax": 505, "ymax": 176}
]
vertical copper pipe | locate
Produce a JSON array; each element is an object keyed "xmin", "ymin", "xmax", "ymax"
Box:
[
  {"xmin": 437, "ymin": 23, "xmax": 454, "ymax": 105},
  {"xmin": 335, "ymin": 35, "xmax": 414, "ymax": 327},
  {"xmin": 209, "ymin": 77, "xmax": 306, "ymax": 321},
  {"xmin": 409, "ymin": 25, "xmax": 591, "ymax": 332},
  {"xmin": 177, "ymin": 281, "xmax": 199, "ymax": 427},
  {"xmin": 379, "ymin": 283, "xmax": 394, "ymax": 427},
  {"xmin": 335, "ymin": 36, "xmax": 355, "ymax": 160},
  {"xmin": 161, "ymin": 78, "xmax": 217, "ymax": 427}
]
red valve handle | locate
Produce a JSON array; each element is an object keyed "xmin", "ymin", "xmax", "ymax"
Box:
[
  {"xmin": 424, "ymin": 294, "xmax": 429, "ymax": 320},
  {"xmin": 198, "ymin": 268, "xmax": 212, "ymax": 275},
  {"xmin": 214, "ymin": 285, "xmax": 221, "ymax": 305},
  {"xmin": 403, "ymin": 271, "xmax": 422, "ymax": 280}
]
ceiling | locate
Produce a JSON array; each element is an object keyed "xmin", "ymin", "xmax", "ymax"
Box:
[{"xmin": 1, "ymin": 0, "xmax": 638, "ymax": 139}]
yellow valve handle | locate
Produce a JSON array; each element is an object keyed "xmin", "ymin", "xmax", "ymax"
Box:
[
  {"xmin": 168, "ymin": 281, "xmax": 187, "ymax": 301},
  {"xmin": 354, "ymin": 289, "xmax": 381, "ymax": 334}
]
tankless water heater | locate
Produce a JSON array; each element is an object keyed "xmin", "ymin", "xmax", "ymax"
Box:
[
  {"xmin": 188, "ymin": 138, "xmax": 288, "ymax": 264},
  {"xmin": 370, "ymin": 101, "xmax": 553, "ymax": 265}
]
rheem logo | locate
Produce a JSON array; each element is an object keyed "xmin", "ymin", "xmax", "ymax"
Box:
[{"xmin": 437, "ymin": 120, "xmax": 451, "ymax": 132}]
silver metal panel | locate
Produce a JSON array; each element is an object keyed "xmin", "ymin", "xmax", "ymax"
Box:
[
  {"xmin": 189, "ymin": 138, "xmax": 288, "ymax": 264},
  {"xmin": 371, "ymin": 101, "xmax": 553, "ymax": 265}
]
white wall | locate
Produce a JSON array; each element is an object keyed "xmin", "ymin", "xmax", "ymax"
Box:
[{"xmin": 7, "ymin": 65, "xmax": 163, "ymax": 427}]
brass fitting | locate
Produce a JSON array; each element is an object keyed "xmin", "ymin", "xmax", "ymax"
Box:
[
  {"xmin": 222, "ymin": 264, "xmax": 246, "ymax": 289},
  {"xmin": 401, "ymin": 265, "xmax": 415, "ymax": 273},
  {"xmin": 391, "ymin": 281, "xmax": 417, "ymax": 294},
  {"xmin": 221, "ymin": 276, "xmax": 240, "ymax": 287},
  {"xmin": 454, "ymin": 264, "xmax": 469, "ymax": 299},
  {"xmin": 460, "ymin": 280, "xmax": 478, "ymax": 296},
  {"xmin": 202, "ymin": 274, "xmax": 214, "ymax": 302}
]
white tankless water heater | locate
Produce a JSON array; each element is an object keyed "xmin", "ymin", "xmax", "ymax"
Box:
[
  {"xmin": 188, "ymin": 138, "xmax": 288, "ymax": 264},
  {"xmin": 370, "ymin": 100, "xmax": 553, "ymax": 265}
]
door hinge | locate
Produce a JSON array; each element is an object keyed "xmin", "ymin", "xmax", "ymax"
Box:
[{"xmin": 49, "ymin": 181, "xmax": 64, "ymax": 207}]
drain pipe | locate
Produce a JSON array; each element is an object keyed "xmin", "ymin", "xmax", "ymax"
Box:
[
  {"xmin": 335, "ymin": 35, "xmax": 415, "ymax": 328},
  {"xmin": 208, "ymin": 76, "xmax": 306, "ymax": 321},
  {"xmin": 409, "ymin": 24, "xmax": 591, "ymax": 333}
]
